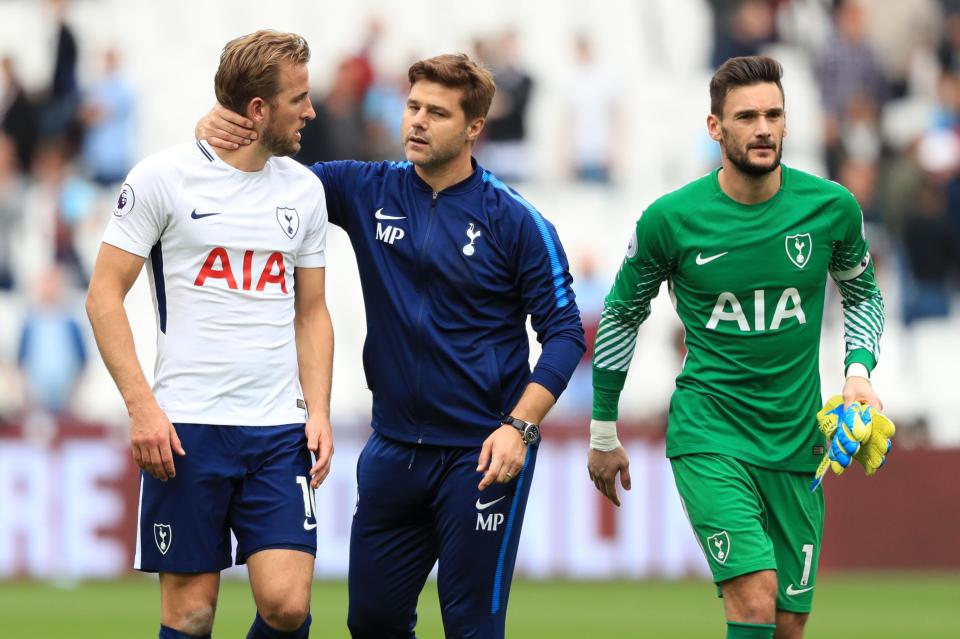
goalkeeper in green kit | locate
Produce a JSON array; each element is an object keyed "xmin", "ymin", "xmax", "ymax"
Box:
[{"xmin": 586, "ymin": 56, "xmax": 891, "ymax": 639}]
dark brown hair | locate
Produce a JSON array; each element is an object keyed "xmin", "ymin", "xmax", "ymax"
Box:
[
  {"xmin": 215, "ymin": 30, "xmax": 310, "ymax": 115},
  {"xmin": 407, "ymin": 54, "xmax": 496, "ymax": 122},
  {"xmin": 710, "ymin": 55, "xmax": 784, "ymax": 116}
]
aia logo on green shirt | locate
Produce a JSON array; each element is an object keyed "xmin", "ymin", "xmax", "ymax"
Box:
[{"xmin": 786, "ymin": 233, "xmax": 812, "ymax": 269}]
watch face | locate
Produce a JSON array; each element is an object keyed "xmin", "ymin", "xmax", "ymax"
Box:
[{"xmin": 525, "ymin": 424, "xmax": 540, "ymax": 444}]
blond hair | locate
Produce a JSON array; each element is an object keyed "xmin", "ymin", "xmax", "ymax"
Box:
[{"xmin": 215, "ymin": 30, "xmax": 310, "ymax": 115}]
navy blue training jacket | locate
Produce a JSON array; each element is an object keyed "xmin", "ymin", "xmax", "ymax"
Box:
[{"xmin": 310, "ymin": 159, "xmax": 585, "ymax": 447}]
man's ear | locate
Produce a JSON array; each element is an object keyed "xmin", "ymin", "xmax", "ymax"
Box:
[
  {"xmin": 246, "ymin": 97, "xmax": 267, "ymax": 125},
  {"xmin": 707, "ymin": 113, "xmax": 722, "ymax": 142},
  {"xmin": 466, "ymin": 116, "xmax": 485, "ymax": 143}
]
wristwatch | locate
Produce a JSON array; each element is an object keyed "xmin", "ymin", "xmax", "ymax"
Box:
[{"xmin": 501, "ymin": 415, "xmax": 540, "ymax": 445}]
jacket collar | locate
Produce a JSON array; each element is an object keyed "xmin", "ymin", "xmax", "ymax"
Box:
[{"xmin": 409, "ymin": 157, "xmax": 484, "ymax": 195}]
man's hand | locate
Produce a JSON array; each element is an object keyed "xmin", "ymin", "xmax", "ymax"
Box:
[
  {"xmin": 195, "ymin": 104, "xmax": 257, "ymax": 150},
  {"xmin": 842, "ymin": 374, "xmax": 882, "ymax": 411},
  {"xmin": 129, "ymin": 400, "xmax": 185, "ymax": 481},
  {"xmin": 587, "ymin": 447, "xmax": 631, "ymax": 507},
  {"xmin": 477, "ymin": 425, "xmax": 526, "ymax": 490},
  {"xmin": 306, "ymin": 415, "xmax": 334, "ymax": 489}
]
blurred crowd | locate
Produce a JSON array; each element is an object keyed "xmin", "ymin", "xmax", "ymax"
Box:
[{"xmin": 1, "ymin": 0, "xmax": 959, "ymax": 442}]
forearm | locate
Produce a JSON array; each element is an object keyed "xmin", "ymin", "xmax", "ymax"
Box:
[
  {"xmin": 295, "ymin": 305, "xmax": 333, "ymax": 417},
  {"xmin": 835, "ymin": 267, "xmax": 884, "ymax": 374},
  {"xmin": 508, "ymin": 382, "xmax": 556, "ymax": 425},
  {"xmin": 86, "ymin": 292, "xmax": 154, "ymax": 412}
]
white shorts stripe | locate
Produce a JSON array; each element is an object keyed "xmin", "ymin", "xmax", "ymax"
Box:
[{"xmin": 133, "ymin": 475, "xmax": 143, "ymax": 570}]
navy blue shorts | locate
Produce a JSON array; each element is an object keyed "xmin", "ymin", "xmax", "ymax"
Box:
[
  {"xmin": 134, "ymin": 423, "xmax": 318, "ymax": 573},
  {"xmin": 347, "ymin": 430, "xmax": 538, "ymax": 639}
]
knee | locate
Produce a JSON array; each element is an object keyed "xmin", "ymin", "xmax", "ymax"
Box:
[
  {"xmin": 170, "ymin": 605, "xmax": 216, "ymax": 636},
  {"xmin": 722, "ymin": 571, "xmax": 778, "ymax": 624},
  {"xmin": 259, "ymin": 600, "xmax": 310, "ymax": 633}
]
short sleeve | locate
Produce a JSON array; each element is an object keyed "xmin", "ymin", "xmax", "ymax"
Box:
[
  {"xmin": 101, "ymin": 158, "xmax": 170, "ymax": 257},
  {"xmin": 297, "ymin": 186, "xmax": 328, "ymax": 268}
]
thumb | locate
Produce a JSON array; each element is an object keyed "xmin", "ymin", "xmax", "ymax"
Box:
[
  {"xmin": 477, "ymin": 438, "xmax": 492, "ymax": 472},
  {"xmin": 620, "ymin": 464, "xmax": 632, "ymax": 492},
  {"xmin": 306, "ymin": 425, "xmax": 320, "ymax": 453},
  {"xmin": 170, "ymin": 424, "xmax": 186, "ymax": 456}
]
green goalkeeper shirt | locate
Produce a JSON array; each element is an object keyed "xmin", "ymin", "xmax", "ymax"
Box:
[{"xmin": 592, "ymin": 165, "xmax": 884, "ymax": 472}]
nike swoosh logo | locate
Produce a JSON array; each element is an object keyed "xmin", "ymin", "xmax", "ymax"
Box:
[
  {"xmin": 475, "ymin": 496, "xmax": 507, "ymax": 510},
  {"xmin": 191, "ymin": 209, "xmax": 223, "ymax": 219},
  {"xmin": 303, "ymin": 520, "xmax": 317, "ymax": 531},
  {"xmin": 695, "ymin": 251, "xmax": 728, "ymax": 265},
  {"xmin": 374, "ymin": 208, "xmax": 406, "ymax": 220},
  {"xmin": 785, "ymin": 584, "xmax": 813, "ymax": 595}
]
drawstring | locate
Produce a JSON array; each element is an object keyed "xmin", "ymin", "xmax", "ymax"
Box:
[{"xmin": 408, "ymin": 445, "xmax": 417, "ymax": 470}]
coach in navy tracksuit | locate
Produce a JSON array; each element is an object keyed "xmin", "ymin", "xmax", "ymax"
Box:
[{"xmin": 203, "ymin": 53, "xmax": 584, "ymax": 638}]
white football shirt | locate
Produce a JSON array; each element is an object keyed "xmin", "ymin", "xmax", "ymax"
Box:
[{"xmin": 102, "ymin": 140, "xmax": 327, "ymax": 426}]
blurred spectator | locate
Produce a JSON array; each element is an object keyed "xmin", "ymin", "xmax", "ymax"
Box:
[
  {"xmin": 838, "ymin": 156, "xmax": 880, "ymax": 222},
  {"xmin": 860, "ymin": 0, "xmax": 941, "ymax": 99},
  {"xmin": 562, "ymin": 35, "xmax": 621, "ymax": 185},
  {"xmin": 79, "ymin": 49, "xmax": 136, "ymax": 187},
  {"xmin": 363, "ymin": 69, "xmax": 407, "ymax": 161},
  {"xmin": 0, "ymin": 134, "xmax": 24, "ymax": 291},
  {"xmin": 558, "ymin": 252, "xmax": 608, "ymax": 416},
  {"xmin": 710, "ymin": 0, "xmax": 777, "ymax": 69},
  {"xmin": 901, "ymin": 175, "xmax": 956, "ymax": 325},
  {"xmin": 0, "ymin": 56, "xmax": 39, "ymax": 173},
  {"xmin": 39, "ymin": 0, "xmax": 81, "ymax": 144},
  {"xmin": 897, "ymin": 130, "xmax": 960, "ymax": 325},
  {"xmin": 296, "ymin": 56, "xmax": 369, "ymax": 164},
  {"xmin": 25, "ymin": 139, "xmax": 97, "ymax": 287},
  {"xmin": 478, "ymin": 31, "xmax": 534, "ymax": 182},
  {"xmin": 17, "ymin": 265, "xmax": 87, "ymax": 415},
  {"xmin": 815, "ymin": 0, "xmax": 888, "ymax": 178}
]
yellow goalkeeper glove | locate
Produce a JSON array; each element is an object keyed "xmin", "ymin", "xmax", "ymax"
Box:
[
  {"xmin": 853, "ymin": 405, "xmax": 895, "ymax": 476},
  {"xmin": 810, "ymin": 396, "xmax": 892, "ymax": 491}
]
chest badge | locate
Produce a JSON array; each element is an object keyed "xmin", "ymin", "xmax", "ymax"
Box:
[
  {"xmin": 785, "ymin": 233, "xmax": 812, "ymax": 269},
  {"xmin": 277, "ymin": 207, "xmax": 300, "ymax": 239},
  {"xmin": 462, "ymin": 222, "xmax": 482, "ymax": 256}
]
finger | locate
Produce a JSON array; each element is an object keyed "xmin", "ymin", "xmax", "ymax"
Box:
[
  {"xmin": 477, "ymin": 439, "xmax": 492, "ymax": 472},
  {"xmin": 159, "ymin": 439, "xmax": 176, "ymax": 479},
  {"xmin": 132, "ymin": 445, "xmax": 144, "ymax": 470},
  {"xmin": 601, "ymin": 474, "xmax": 621, "ymax": 507},
  {"xmin": 169, "ymin": 424, "xmax": 186, "ymax": 456},
  {"xmin": 220, "ymin": 109, "xmax": 255, "ymax": 131},
  {"xmin": 479, "ymin": 456, "xmax": 503, "ymax": 490},
  {"xmin": 311, "ymin": 441, "xmax": 333, "ymax": 488},
  {"xmin": 148, "ymin": 446, "xmax": 168, "ymax": 481},
  {"xmin": 306, "ymin": 426, "xmax": 320, "ymax": 454},
  {"xmin": 620, "ymin": 464, "xmax": 632, "ymax": 492},
  {"xmin": 207, "ymin": 136, "xmax": 241, "ymax": 151}
]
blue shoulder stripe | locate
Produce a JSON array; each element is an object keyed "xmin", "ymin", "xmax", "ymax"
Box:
[{"xmin": 482, "ymin": 171, "xmax": 569, "ymax": 308}]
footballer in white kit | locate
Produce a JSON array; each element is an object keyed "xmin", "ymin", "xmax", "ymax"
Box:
[{"xmin": 102, "ymin": 138, "xmax": 328, "ymax": 571}]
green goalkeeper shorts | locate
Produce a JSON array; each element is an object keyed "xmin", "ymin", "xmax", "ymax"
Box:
[{"xmin": 671, "ymin": 453, "xmax": 825, "ymax": 613}]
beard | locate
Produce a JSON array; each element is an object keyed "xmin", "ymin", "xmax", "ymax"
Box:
[
  {"xmin": 261, "ymin": 121, "xmax": 300, "ymax": 157},
  {"xmin": 403, "ymin": 129, "xmax": 468, "ymax": 169},
  {"xmin": 722, "ymin": 130, "xmax": 783, "ymax": 176}
]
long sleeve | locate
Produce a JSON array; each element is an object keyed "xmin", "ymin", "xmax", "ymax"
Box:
[
  {"xmin": 829, "ymin": 196, "xmax": 885, "ymax": 374},
  {"xmin": 592, "ymin": 206, "xmax": 675, "ymax": 420}
]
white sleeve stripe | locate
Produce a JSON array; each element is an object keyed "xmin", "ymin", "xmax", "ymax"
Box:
[{"xmin": 831, "ymin": 252, "xmax": 870, "ymax": 282}]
